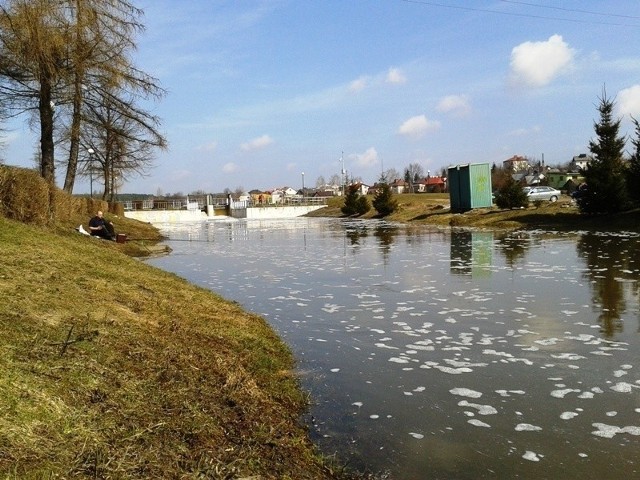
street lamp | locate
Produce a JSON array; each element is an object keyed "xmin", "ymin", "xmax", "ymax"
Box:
[
  {"xmin": 88, "ymin": 148, "xmax": 95, "ymax": 199},
  {"xmin": 301, "ymin": 172, "xmax": 305, "ymax": 202}
]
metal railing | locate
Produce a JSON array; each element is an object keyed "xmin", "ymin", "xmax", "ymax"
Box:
[{"xmin": 122, "ymin": 196, "xmax": 327, "ymax": 211}]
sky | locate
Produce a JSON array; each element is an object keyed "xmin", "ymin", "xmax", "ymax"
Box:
[{"xmin": 3, "ymin": 0, "xmax": 640, "ymax": 195}]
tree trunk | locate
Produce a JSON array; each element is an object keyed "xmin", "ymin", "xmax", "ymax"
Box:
[
  {"xmin": 39, "ymin": 73, "xmax": 55, "ymax": 187},
  {"xmin": 63, "ymin": 67, "xmax": 84, "ymax": 193}
]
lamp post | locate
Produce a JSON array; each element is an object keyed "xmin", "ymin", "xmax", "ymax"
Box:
[
  {"xmin": 301, "ymin": 172, "xmax": 305, "ymax": 203},
  {"xmin": 88, "ymin": 148, "xmax": 95, "ymax": 199}
]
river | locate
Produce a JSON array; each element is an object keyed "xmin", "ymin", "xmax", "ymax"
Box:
[{"xmin": 145, "ymin": 217, "xmax": 640, "ymax": 479}]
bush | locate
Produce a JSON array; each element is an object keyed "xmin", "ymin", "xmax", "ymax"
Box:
[{"xmin": 494, "ymin": 178, "xmax": 528, "ymax": 209}]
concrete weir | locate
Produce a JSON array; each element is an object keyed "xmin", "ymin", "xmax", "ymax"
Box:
[{"xmin": 124, "ymin": 205, "xmax": 326, "ymax": 223}]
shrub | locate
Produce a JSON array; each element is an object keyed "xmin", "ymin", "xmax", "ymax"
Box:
[{"xmin": 494, "ymin": 178, "xmax": 528, "ymax": 209}]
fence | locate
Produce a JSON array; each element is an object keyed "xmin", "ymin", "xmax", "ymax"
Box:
[{"xmin": 123, "ymin": 196, "xmax": 327, "ymax": 211}]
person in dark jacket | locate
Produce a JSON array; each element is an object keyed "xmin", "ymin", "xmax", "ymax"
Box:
[{"xmin": 88, "ymin": 210, "xmax": 116, "ymax": 240}]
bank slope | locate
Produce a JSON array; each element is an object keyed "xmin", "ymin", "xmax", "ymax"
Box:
[{"xmin": 0, "ymin": 216, "xmax": 335, "ymax": 479}]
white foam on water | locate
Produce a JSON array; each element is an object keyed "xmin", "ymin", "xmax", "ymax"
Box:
[
  {"xmin": 330, "ymin": 368, "xmax": 340, "ymax": 373},
  {"xmin": 458, "ymin": 400, "xmax": 498, "ymax": 415},
  {"xmin": 450, "ymin": 388, "xmax": 483, "ymax": 398},
  {"xmin": 592, "ymin": 423, "xmax": 640, "ymax": 438},
  {"xmin": 522, "ymin": 451, "xmax": 542, "ymax": 462},
  {"xmin": 606, "ymin": 411, "xmax": 617, "ymax": 417},
  {"xmin": 369, "ymin": 415, "xmax": 379, "ymax": 420},
  {"xmin": 561, "ymin": 411, "xmax": 579, "ymax": 420},
  {"xmin": 515, "ymin": 423, "xmax": 542, "ymax": 432},
  {"xmin": 610, "ymin": 382, "xmax": 635, "ymax": 393},
  {"xmin": 613, "ymin": 370, "xmax": 628, "ymax": 377},
  {"xmin": 551, "ymin": 353, "xmax": 586, "ymax": 361},
  {"xmin": 468, "ymin": 419, "xmax": 491, "ymax": 428},
  {"xmin": 550, "ymin": 388, "xmax": 580, "ymax": 398},
  {"xmin": 388, "ymin": 357, "xmax": 410, "ymax": 364},
  {"xmin": 435, "ymin": 366, "xmax": 473, "ymax": 374},
  {"xmin": 409, "ymin": 432, "xmax": 424, "ymax": 439},
  {"xmin": 352, "ymin": 402, "xmax": 363, "ymax": 407}
]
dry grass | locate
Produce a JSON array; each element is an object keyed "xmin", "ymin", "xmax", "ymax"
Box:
[{"xmin": 0, "ymin": 214, "xmax": 352, "ymax": 479}]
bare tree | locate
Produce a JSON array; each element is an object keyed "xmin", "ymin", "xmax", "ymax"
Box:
[
  {"xmin": 0, "ymin": 0, "xmax": 166, "ymax": 195},
  {"xmin": 60, "ymin": 0, "xmax": 165, "ymax": 193},
  {"xmin": 80, "ymin": 84, "xmax": 166, "ymax": 201},
  {"xmin": 0, "ymin": 0, "xmax": 70, "ymax": 187}
]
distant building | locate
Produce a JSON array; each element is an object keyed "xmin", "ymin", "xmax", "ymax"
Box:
[
  {"xmin": 390, "ymin": 179, "xmax": 408, "ymax": 194},
  {"xmin": 503, "ymin": 155, "xmax": 529, "ymax": 173},
  {"xmin": 570, "ymin": 153, "xmax": 592, "ymax": 171}
]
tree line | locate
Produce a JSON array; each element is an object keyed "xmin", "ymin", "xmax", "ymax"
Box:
[{"xmin": 0, "ymin": 0, "xmax": 167, "ymax": 203}]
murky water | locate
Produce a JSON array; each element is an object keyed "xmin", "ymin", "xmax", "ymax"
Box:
[{"xmin": 146, "ymin": 218, "xmax": 640, "ymax": 479}]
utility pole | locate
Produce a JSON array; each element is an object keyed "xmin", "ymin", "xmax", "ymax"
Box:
[{"xmin": 340, "ymin": 151, "xmax": 345, "ymax": 196}]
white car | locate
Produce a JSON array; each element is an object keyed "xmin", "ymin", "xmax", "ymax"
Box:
[{"xmin": 525, "ymin": 186, "xmax": 561, "ymax": 202}]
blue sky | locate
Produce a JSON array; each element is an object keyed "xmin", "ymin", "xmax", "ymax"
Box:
[{"xmin": 4, "ymin": 0, "xmax": 640, "ymax": 194}]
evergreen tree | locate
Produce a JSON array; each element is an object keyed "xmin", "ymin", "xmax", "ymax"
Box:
[
  {"xmin": 626, "ymin": 116, "xmax": 640, "ymax": 208},
  {"xmin": 341, "ymin": 184, "xmax": 370, "ymax": 216},
  {"xmin": 372, "ymin": 183, "xmax": 398, "ymax": 216},
  {"xmin": 578, "ymin": 90, "xmax": 628, "ymax": 214}
]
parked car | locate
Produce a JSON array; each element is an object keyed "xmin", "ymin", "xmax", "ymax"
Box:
[{"xmin": 524, "ymin": 186, "xmax": 561, "ymax": 202}]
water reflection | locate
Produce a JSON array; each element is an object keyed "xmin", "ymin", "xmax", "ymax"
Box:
[
  {"xmin": 576, "ymin": 233, "xmax": 640, "ymax": 337},
  {"xmin": 147, "ymin": 219, "xmax": 640, "ymax": 480},
  {"xmin": 373, "ymin": 224, "xmax": 399, "ymax": 264},
  {"xmin": 450, "ymin": 229, "xmax": 493, "ymax": 276}
]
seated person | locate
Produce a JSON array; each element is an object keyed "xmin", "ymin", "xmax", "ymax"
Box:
[{"xmin": 88, "ymin": 210, "xmax": 116, "ymax": 240}]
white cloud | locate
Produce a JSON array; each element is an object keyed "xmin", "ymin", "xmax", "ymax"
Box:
[
  {"xmin": 398, "ymin": 115, "xmax": 441, "ymax": 139},
  {"xmin": 350, "ymin": 147, "xmax": 379, "ymax": 167},
  {"xmin": 436, "ymin": 95, "xmax": 471, "ymax": 117},
  {"xmin": 240, "ymin": 134, "xmax": 274, "ymax": 151},
  {"xmin": 617, "ymin": 85, "xmax": 640, "ymax": 118},
  {"xmin": 349, "ymin": 76, "xmax": 368, "ymax": 93},
  {"xmin": 222, "ymin": 162, "xmax": 238, "ymax": 173},
  {"xmin": 386, "ymin": 67, "xmax": 406, "ymax": 84},
  {"xmin": 509, "ymin": 34, "xmax": 575, "ymax": 88}
]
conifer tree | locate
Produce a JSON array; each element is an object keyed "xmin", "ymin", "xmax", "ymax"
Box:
[
  {"xmin": 341, "ymin": 184, "xmax": 370, "ymax": 216},
  {"xmin": 372, "ymin": 183, "xmax": 398, "ymax": 216},
  {"xmin": 626, "ymin": 117, "xmax": 640, "ymax": 208},
  {"xmin": 578, "ymin": 89, "xmax": 628, "ymax": 214}
]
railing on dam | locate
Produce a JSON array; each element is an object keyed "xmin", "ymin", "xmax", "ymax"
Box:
[{"xmin": 122, "ymin": 196, "xmax": 327, "ymax": 211}]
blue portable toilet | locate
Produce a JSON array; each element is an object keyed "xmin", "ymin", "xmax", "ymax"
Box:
[{"xmin": 448, "ymin": 163, "xmax": 493, "ymax": 212}]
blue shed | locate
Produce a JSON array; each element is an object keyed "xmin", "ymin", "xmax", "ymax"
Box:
[{"xmin": 448, "ymin": 163, "xmax": 493, "ymax": 212}]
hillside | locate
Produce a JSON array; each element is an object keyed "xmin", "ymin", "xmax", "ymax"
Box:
[{"xmin": 0, "ymin": 167, "xmax": 344, "ymax": 479}]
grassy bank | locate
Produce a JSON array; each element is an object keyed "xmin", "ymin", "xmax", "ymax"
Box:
[
  {"xmin": 0, "ymin": 215, "xmax": 345, "ymax": 478},
  {"xmin": 309, "ymin": 192, "xmax": 640, "ymax": 230}
]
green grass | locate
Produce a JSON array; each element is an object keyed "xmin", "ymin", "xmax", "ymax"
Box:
[{"xmin": 0, "ymin": 215, "xmax": 349, "ymax": 479}]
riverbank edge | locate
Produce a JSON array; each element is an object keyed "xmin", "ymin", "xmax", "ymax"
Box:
[
  {"xmin": 305, "ymin": 193, "xmax": 640, "ymax": 231},
  {"xmin": 0, "ymin": 171, "xmax": 360, "ymax": 478}
]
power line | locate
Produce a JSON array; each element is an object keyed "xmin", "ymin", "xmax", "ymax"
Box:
[
  {"xmin": 400, "ymin": 0, "xmax": 640, "ymax": 28},
  {"xmin": 499, "ymin": 1, "xmax": 640, "ymax": 21}
]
